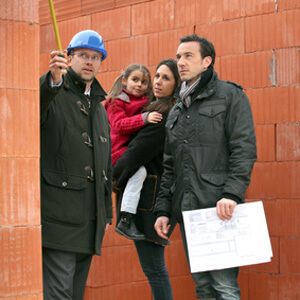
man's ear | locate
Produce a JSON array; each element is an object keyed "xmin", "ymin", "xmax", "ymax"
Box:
[{"xmin": 203, "ymin": 56, "xmax": 212, "ymax": 69}]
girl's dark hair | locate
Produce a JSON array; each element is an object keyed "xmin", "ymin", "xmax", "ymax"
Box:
[
  {"xmin": 106, "ymin": 64, "xmax": 153, "ymax": 101},
  {"xmin": 180, "ymin": 34, "xmax": 215, "ymax": 67},
  {"xmin": 143, "ymin": 58, "xmax": 181, "ymax": 115}
]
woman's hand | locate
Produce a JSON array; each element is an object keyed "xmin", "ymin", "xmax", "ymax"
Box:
[{"xmin": 154, "ymin": 216, "xmax": 170, "ymax": 240}]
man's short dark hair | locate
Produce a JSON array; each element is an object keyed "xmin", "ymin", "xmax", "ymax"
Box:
[{"xmin": 180, "ymin": 34, "xmax": 216, "ymax": 67}]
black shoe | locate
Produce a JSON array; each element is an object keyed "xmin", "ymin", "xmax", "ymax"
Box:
[{"xmin": 115, "ymin": 212, "xmax": 146, "ymax": 240}]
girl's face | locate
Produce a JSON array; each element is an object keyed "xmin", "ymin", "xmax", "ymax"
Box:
[
  {"xmin": 153, "ymin": 65, "xmax": 175, "ymax": 99},
  {"xmin": 122, "ymin": 70, "xmax": 150, "ymax": 98}
]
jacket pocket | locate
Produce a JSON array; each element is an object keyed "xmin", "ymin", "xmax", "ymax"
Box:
[
  {"xmin": 200, "ymin": 173, "xmax": 227, "ymax": 187},
  {"xmin": 198, "ymin": 105, "xmax": 226, "ymax": 118},
  {"xmin": 138, "ymin": 175, "xmax": 158, "ymax": 212},
  {"xmin": 42, "ymin": 170, "xmax": 87, "ymax": 225},
  {"xmin": 197, "ymin": 104, "xmax": 227, "ymax": 145}
]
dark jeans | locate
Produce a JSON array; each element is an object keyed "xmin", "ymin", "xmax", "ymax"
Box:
[
  {"xmin": 180, "ymin": 224, "xmax": 240, "ymax": 300},
  {"xmin": 43, "ymin": 247, "xmax": 93, "ymax": 300},
  {"xmin": 134, "ymin": 240, "xmax": 173, "ymax": 300}
]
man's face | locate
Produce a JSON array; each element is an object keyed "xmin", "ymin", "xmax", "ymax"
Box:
[
  {"xmin": 69, "ymin": 48, "xmax": 102, "ymax": 84},
  {"xmin": 176, "ymin": 41, "xmax": 209, "ymax": 86}
]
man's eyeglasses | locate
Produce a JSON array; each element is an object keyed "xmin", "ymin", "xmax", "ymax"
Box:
[{"xmin": 74, "ymin": 51, "xmax": 103, "ymax": 63}]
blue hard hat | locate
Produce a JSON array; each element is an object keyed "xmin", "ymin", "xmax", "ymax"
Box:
[{"xmin": 67, "ymin": 30, "xmax": 107, "ymax": 61}]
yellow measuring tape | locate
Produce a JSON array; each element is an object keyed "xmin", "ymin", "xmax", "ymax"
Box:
[{"xmin": 48, "ymin": 0, "xmax": 63, "ymax": 53}]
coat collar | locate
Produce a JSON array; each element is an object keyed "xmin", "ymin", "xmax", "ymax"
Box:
[
  {"xmin": 65, "ymin": 67, "xmax": 107, "ymax": 97},
  {"xmin": 175, "ymin": 69, "xmax": 217, "ymax": 104},
  {"xmin": 115, "ymin": 89, "xmax": 147, "ymax": 103}
]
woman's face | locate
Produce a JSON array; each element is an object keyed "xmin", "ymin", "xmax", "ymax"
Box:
[{"xmin": 153, "ymin": 65, "xmax": 175, "ymax": 99}]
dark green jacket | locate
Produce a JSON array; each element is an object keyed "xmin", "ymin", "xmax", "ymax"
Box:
[
  {"xmin": 40, "ymin": 68, "xmax": 112, "ymax": 255},
  {"xmin": 155, "ymin": 71, "xmax": 257, "ymax": 221}
]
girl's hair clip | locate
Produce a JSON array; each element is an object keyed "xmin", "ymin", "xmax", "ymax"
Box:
[{"xmin": 121, "ymin": 70, "xmax": 125, "ymax": 77}]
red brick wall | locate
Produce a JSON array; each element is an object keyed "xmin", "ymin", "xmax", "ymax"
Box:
[
  {"xmin": 0, "ymin": 0, "xmax": 42, "ymax": 299},
  {"xmin": 4, "ymin": 0, "xmax": 295, "ymax": 299}
]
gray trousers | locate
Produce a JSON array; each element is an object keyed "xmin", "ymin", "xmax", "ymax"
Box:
[{"xmin": 43, "ymin": 247, "xmax": 93, "ymax": 300}]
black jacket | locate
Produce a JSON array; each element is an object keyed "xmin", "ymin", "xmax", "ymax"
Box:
[
  {"xmin": 155, "ymin": 70, "xmax": 257, "ymax": 222},
  {"xmin": 113, "ymin": 114, "xmax": 176, "ymax": 245},
  {"xmin": 40, "ymin": 68, "xmax": 112, "ymax": 255}
]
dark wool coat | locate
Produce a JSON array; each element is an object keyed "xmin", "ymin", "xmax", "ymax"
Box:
[
  {"xmin": 155, "ymin": 71, "xmax": 257, "ymax": 222},
  {"xmin": 40, "ymin": 68, "xmax": 112, "ymax": 255},
  {"xmin": 113, "ymin": 114, "xmax": 176, "ymax": 246}
]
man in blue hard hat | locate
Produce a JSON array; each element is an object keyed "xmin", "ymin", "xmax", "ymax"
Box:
[{"xmin": 40, "ymin": 30, "xmax": 112, "ymax": 300}]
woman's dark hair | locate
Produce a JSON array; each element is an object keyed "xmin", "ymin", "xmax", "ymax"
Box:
[
  {"xmin": 143, "ymin": 58, "xmax": 181, "ymax": 115},
  {"xmin": 106, "ymin": 64, "xmax": 153, "ymax": 101},
  {"xmin": 180, "ymin": 34, "xmax": 215, "ymax": 67}
]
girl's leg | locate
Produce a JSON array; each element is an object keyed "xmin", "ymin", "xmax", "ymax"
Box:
[
  {"xmin": 116, "ymin": 166, "xmax": 147, "ymax": 240},
  {"xmin": 121, "ymin": 166, "xmax": 147, "ymax": 213},
  {"xmin": 134, "ymin": 240, "xmax": 173, "ymax": 300}
]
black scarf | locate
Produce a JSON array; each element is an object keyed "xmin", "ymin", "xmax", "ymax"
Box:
[{"xmin": 191, "ymin": 67, "xmax": 213, "ymax": 102}]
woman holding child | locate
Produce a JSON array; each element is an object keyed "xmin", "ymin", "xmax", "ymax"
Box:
[{"xmin": 110, "ymin": 58, "xmax": 180, "ymax": 300}]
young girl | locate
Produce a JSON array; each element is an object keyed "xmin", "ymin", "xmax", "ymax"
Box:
[{"xmin": 105, "ymin": 64, "xmax": 162, "ymax": 240}]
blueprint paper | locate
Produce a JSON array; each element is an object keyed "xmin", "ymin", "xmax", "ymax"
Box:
[{"xmin": 182, "ymin": 201, "xmax": 273, "ymax": 273}]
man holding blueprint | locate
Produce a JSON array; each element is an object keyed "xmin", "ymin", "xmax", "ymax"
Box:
[{"xmin": 154, "ymin": 34, "xmax": 257, "ymax": 300}]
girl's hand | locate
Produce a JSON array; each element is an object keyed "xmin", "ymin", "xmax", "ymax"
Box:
[{"xmin": 147, "ymin": 111, "xmax": 162, "ymax": 123}]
